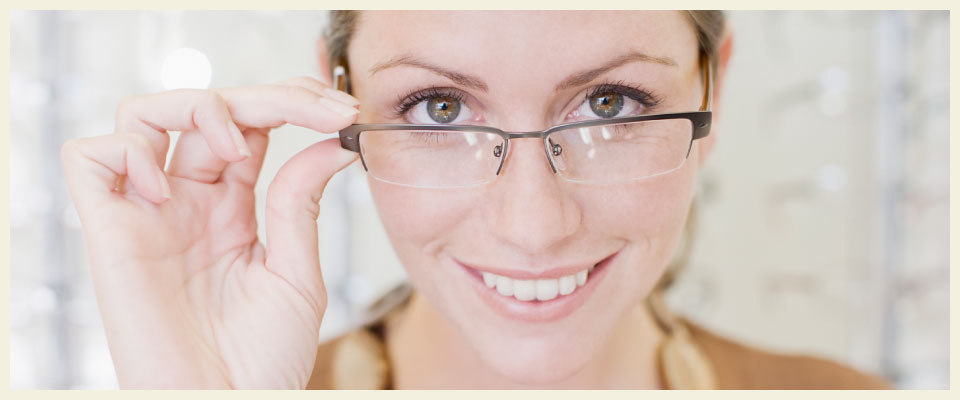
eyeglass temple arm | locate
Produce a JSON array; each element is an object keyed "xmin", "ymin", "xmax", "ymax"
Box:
[
  {"xmin": 700, "ymin": 52, "xmax": 713, "ymax": 112},
  {"xmin": 333, "ymin": 65, "xmax": 348, "ymax": 93}
]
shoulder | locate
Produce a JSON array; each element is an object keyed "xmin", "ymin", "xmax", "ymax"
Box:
[
  {"xmin": 307, "ymin": 327, "xmax": 389, "ymax": 389},
  {"xmin": 680, "ymin": 318, "xmax": 892, "ymax": 389},
  {"xmin": 307, "ymin": 284, "xmax": 414, "ymax": 389}
]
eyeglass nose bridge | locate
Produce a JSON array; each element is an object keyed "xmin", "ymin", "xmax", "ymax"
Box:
[{"xmin": 493, "ymin": 131, "xmax": 563, "ymax": 176}]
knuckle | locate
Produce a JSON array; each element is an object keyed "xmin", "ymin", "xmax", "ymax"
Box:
[
  {"xmin": 194, "ymin": 89, "xmax": 225, "ymax": 109},
  {"xmin": 279, "ymin": 84, "xmax": 314, "ymax": 100},
  {"xmin": 279, "ymin": 76, "xmax": 326, "ymax": 89},
  {"xmin": 117, "ymin": 132, "xmax": 152, "ymax": 154},
  {"xmin": 59, "ymin": 138, "xmax": 82, "ymax": 163},
  {"xmin": 314, "ymin": 289, "xmax": 328, "ymax": 312},
  {"xmin": 191, "ymin": 89, "xmax": 228, "ymax": 123},
  {"xmin": 266, "ymin": 176, "xmax": 308, "ymax": 219},
  {"xmin": 296, "ymin": 76, "xmax": 327, "ymax": 88},
  {"xmin": 114, "ymin": 95, "xmax": 142, "ymax": 123},
  {"xmin": 266, "ymin": 177, "xmax": 292, "ymax": 207}
]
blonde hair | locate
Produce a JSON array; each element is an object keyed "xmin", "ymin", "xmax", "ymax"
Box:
[
  {"xmin": 322, "ymin": 10, "xmax": 724, "ymax": 295},
  {"xmin": 323, "ymin": 10, "xmax": 726, "ymax": 93}
]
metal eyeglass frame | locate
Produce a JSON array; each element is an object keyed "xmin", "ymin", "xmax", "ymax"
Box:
[{"xmin": 335, "ymin": 52, "xmax": 713, "ymax": 185}]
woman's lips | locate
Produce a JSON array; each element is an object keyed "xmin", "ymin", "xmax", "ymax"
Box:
[{"xmin": 453, "ymin": 250, "xmax": 620, "ymax": 323}]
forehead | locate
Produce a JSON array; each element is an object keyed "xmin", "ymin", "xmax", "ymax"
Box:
[{"xmin": 347, "ymin": 11, "xmax": 700, "ymax": 82}]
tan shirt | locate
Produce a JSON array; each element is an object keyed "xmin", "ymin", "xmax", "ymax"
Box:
[{"xmin": 307, "ymin": 294, "xmax": 891, "ymax": 390}]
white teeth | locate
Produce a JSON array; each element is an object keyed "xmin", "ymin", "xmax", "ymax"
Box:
[
  {"xmin": 483, "ymin": 272, "xmax": 496, "ymax": 288},
  {"xmin": 496, "ymin": 276, "xmax": 514, "ymax": 296},
  {"xmin": 513, "ymin": 280, "xmax": 536, "ymax": 301},
  {"xmin": 559, "ymin": 275, "xmax": 576, "ymax": 295},
  {"xmin": 536, "ymin": 279, "xmax": 559, "ymax": 301},
  {"xmin": 482, "ymin": 267, "xmax": 593, "ymax": 302}
]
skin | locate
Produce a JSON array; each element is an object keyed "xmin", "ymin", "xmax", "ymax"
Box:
[{"xmin": 61, "ymin": 10, "xmax": 731, "ymax": 389}]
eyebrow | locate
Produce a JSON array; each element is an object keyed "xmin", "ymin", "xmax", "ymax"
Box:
[
  {"xmin": 369, "ymin": 53, "xmax": 489, "ymax": 92},
  {"xmin": 368, "ymin": 51, "xmax": 678, "ymax": 93},
  {"xmin": 554, "ymin": 51, "xmax": 678, "ymax": 91}
]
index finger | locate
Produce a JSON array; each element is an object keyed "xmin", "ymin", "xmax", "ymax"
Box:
[
  {"xmin": 216, "ymin": 84, "xmax": 360, "ymax": 133},
  {"xmin": 115, "ymin": 84, "xmax": 360, "ymax": 169}
]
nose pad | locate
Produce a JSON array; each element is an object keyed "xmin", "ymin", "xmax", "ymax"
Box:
[{"xmin": 547, "ymin": 137, "xmax": 566, "ymax": 172}]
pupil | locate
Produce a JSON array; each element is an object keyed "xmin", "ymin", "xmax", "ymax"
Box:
[
  {"xmin": 589, "ymin": 92, "xmax": 624, "ymax": 118},
  {"xmin": 427, "ymin": 96, "xmax": 461, "ymax": 123}
]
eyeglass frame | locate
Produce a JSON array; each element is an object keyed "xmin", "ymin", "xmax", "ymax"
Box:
[{"xmin": 335, "ymin": 51, "xmax": 713, "ymax": 184}]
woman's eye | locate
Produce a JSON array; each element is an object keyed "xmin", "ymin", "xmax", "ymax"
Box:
[
  {"xmin": 401, "ymin": 92, "xmax": 474, "ymax": 124},
  {"xmin": 577, "ymin": 90, "xmax": 642, "ymax": 119},
  {"xmin": 571, "ymin": 83, "xmax": 660, "ymax": 121},
  {"xmin": 588, "ymin": 92, "xmax": 625, "ymax": 118},
  {"xmin": 425, "ymin": 95, "xmax": 461, "ymax": 123}
]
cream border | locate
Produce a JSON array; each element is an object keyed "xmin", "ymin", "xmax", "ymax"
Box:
[{"xmin": 1, "ymin": 0, "xmax": 955, "ymax": 398}]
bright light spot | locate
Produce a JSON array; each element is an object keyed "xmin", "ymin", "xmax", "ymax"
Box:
[
  {"xmin": 30, "ymin": 286, "xmax": 58, "ymax": 314},
  {"xmin": 815, "ymin": 164, "xmax": 847, "ymax": 192},
  {"xmin": 587, "ymin": 147, "xmax": 597, "ymax": 160},
  {"xmin": 601, "ymin": 127, "xmax": 612, "ymax": 140},
  {"xmin": 579, "ymin": 128, "xmax": 593, "ymax": 145},
  {"xmin": 160, "ymin": 47, "xmax": 212, "ymax": 90},
  {"xmin": 464, "ymin": 132, "xmax": 477, "ymax": 146},
  {"xmin": 820, "ymin": 66, "xmax": 849, "ymax": 93},
  {"xmin": 818, "ymin": 66, "xmax": 849, "ymax": 117}
]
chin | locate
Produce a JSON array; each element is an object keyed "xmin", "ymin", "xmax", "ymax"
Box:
[
  {"xmin": 445, "ymin": 268, "xmax": 631, "ymax": 387},
  {"xmin": 468, "ymin": 328, "xmax": 605, "ymax": 386}
]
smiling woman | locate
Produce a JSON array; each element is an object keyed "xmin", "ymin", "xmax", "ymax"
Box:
[
  {"xmin": 57, "ymin": 10, "xmax": 895, "ymax": 390},
  {"xmin": 305, "ymin": 10, "xmax": 891, "ymax": 389}
]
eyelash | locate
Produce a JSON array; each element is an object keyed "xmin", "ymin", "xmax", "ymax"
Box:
[
  {"xmin": 390, "ymin": 81, "xmax": 662, "ymax": 120},
  {"xmin": 585, "ymin": 80, "xmax": 662, "ymax": 111},
  {"xmin": 392, "ymin": 87, "xmax": 466, "ymax": 119}
]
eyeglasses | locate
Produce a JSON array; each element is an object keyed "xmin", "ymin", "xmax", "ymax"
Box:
[{"xmin": 334, "ymin": 53, "xmax": 713, "ymax": 189}]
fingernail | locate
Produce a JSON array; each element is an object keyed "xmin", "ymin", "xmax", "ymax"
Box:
[
  {"xmin": 322, "ymin": 87, "xmax": 360, "ymax": 106},
  {"xmin": 228, "ymin": 122, "xmax": 252, "ymax": 158},
  {"xmin": 157, "ymin": 169, "xmax": 172, "ymax": 200},
  {"xmin": 336, "ymin": 147, "xmax": 359, "ymax": 167},
  {"xmin": 318, "ymin": 96, "xmax": 360, "ymax": 118}
]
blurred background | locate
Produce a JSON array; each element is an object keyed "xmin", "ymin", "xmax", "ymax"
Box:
[{"xmin": 9, "ymin": 10, "xmax": 948, "ymax": 389}]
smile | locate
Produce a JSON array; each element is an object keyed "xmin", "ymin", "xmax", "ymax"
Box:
[
  {"xmin": 482, "ymin": 265, "xmax": 593, "ymax": 302},
  {"xmin": 454, "ymin": 250, "xmax": 620, "ymax": 322}
]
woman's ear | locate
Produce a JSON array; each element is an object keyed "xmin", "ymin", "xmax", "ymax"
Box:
[
  {"xmin": 697, "ymin": 23, "xmax": 734, "ymax": 167},
  {"xmin": 316, "ymin": 36, "xmax": 333, "ymax": 87}
]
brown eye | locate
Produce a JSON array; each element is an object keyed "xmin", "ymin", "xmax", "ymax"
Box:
[
  {"xmin": 427, "ymin": 96, "xmax": 461, "ymax": 123},
  {"xmin": 588, "ymin": 92, "xmax": 624, "ymax": 118}
]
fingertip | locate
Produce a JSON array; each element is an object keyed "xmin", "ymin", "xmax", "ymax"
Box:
[
  {"xmin": 317, "ymin": 97, "xmax": 360, "ymax": 119},
  {"xmin": 227, "ymin": 121, "xmax": 252, "ymax": 159},
  {"xmin": 321, "ymin": 87, "xmax": 360, "ymax": 107}
]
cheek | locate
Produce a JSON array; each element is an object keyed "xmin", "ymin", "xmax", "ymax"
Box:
[
  {"xmin": 366, "ymin": 178, "xmax": 480, "ymax": 267},
  {"xmin": 583, "ymin": 174, "xmax": 694, "ymax": 239}
]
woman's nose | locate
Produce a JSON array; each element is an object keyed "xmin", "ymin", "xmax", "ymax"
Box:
[{"xmin": 485, "ymin": 137, "xmax": 582, "ymax": 254}]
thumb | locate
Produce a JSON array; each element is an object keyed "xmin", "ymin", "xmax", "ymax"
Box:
[{"xmin": 263, "ymin": 137, "xmax": 358, "ymax": 305}]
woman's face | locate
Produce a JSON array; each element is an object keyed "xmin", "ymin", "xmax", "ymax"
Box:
[{"xmin": 346, "ymin": 11, "xmax": 713, "ymax": 382}]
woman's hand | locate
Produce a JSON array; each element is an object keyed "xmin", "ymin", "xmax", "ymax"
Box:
[{"xmin": 60, "ymin": 78, "xmax": 361, "ymax": 388}]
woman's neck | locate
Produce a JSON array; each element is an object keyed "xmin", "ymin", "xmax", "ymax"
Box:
[{"xmin": 384, "ymin": 291, "xmax": 666, "ymax": 389}]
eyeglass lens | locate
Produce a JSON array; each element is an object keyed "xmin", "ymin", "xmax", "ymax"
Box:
[{"xmin": 356, "ymin": 119, "xmax": 693, "ymax": 188}]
